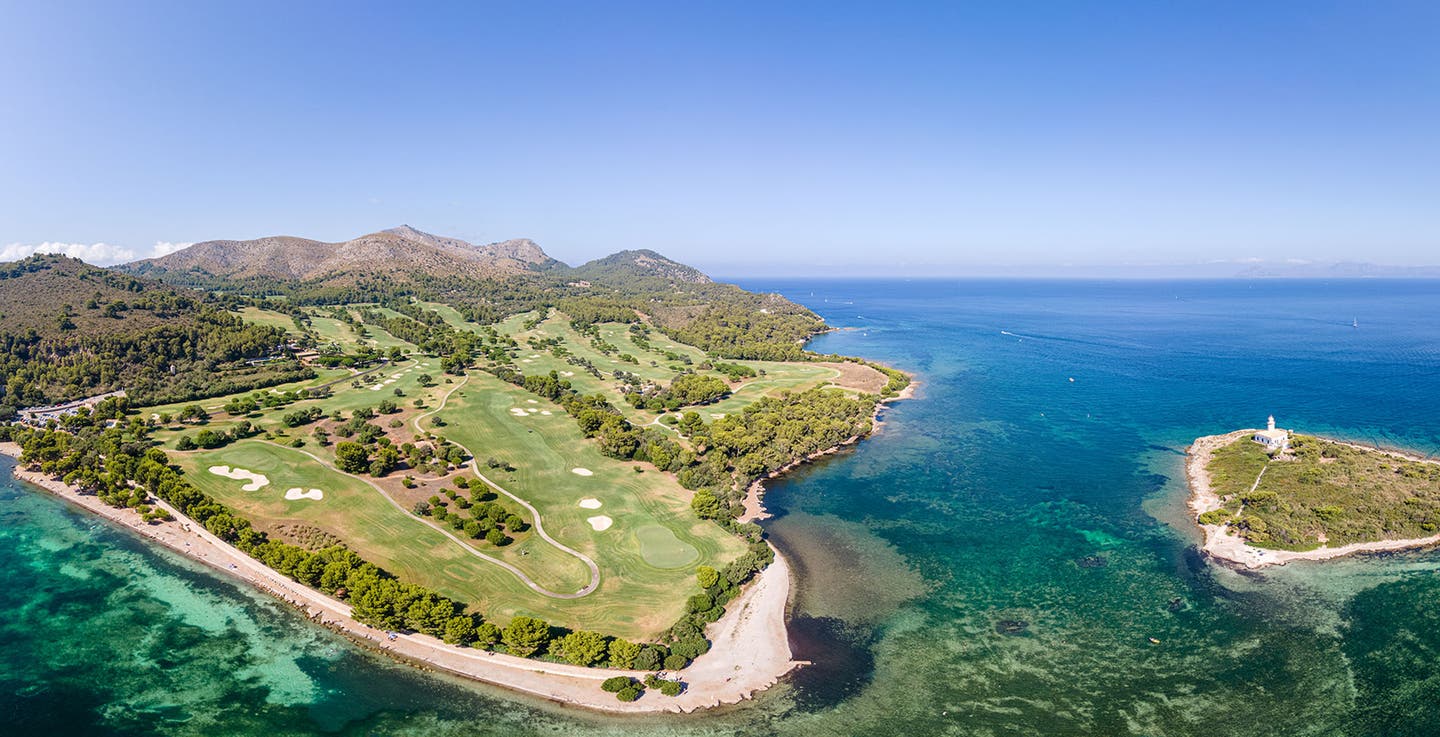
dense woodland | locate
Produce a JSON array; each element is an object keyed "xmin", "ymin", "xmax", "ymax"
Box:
[{"xmin": 0, "ymin": 255, "xmax": 310, "ymax": 414}]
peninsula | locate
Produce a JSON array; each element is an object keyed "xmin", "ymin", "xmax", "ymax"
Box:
[
  {"xmin": 1187, "ymin": 419, "xmax": 1440, "ymax": 569},
  {"xmin": 0, "ymin": 231, "xmax": 911, "ymax": 713}
]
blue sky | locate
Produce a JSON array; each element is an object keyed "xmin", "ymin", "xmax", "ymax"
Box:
[{"xmin": 1, "ymin": 1, "xmax": 1436, "ymax": 272}]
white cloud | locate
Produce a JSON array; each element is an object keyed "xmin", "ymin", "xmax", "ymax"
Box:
[
  {"xmin": 151, "ymin": 241, "xmax": 192, "ymax": 257},
  {"xmin": 0, "ymin": 241, "xmax": 138, "ymax": 265}
]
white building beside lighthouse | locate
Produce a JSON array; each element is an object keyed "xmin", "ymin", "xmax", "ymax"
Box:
[{"xmin": 1252, "ymin": 415, "xmax": 1289, "ymax": 452}]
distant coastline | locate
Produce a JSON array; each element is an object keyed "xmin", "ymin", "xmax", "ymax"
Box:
[{"xmin": 1186, "ymin": 431, "xmax": 1440, "ymax": 569}]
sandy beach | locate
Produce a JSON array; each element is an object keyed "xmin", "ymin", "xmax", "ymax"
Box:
[
  {"xmin": 0, "ymin": 442, "xmax": 798, "ymax": 714},
  {"xmin": 1186, "ymin": 431, "xmax": 1440, "ymax": 569}
]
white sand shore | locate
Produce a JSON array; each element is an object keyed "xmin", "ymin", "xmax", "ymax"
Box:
[
  {"xmin": 0, "ymin": 442, "xmax": 798, "ymax": 713},
  {"xmin": 1186, "ymin": 431, "xmax": 1440, "ymax": 569}
]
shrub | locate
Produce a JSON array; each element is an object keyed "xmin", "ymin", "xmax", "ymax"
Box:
[
  {"xmin": 634, "ymin": 645, "xmax": 665, "ymax": 670},
  {"xmin": 1197, "ymin": 509, "xmax": 1231, "ymax": 525},
  {"xmin": 616, "ymin": 686, "xmax": 642, "ymax": 702},
  {"xmin": 601, "ymin": 676, "xmax": 634, "ymax": 693}
]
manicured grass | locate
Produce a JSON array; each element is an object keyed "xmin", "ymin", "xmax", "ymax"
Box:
[
  {"xmin": 305, "ymin": 311, "xmax": 402, "ymax": 351},
  {"xmin": 236, "ymin": 306, "xmax": 298, "ymax": 332},
  {"xmin": 417, "ymin": 301, "xmax": 482, "ymax": 333},
  {"xmin": 139, "ymin": 370, "xmax": 349, "ymax": 419},
  {"xmin": 437, "ymin": 372, "xmax": 748, "ymax": 636},
  {"xmin": 1205, "ymin": 434, "xmax": 1440, "ymax": 550},
  {"xmin": 634, "ymin": 524, "xmax": 700, "ymax": 569},
  {"xmin": 173, "ymin": 440, "xmax": 596, "ymax": 618},
  {"xmin": 509, "ymin": 315, "xmax": 849, "ymax": 428}
]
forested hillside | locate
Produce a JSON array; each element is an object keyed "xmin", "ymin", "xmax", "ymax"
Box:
[
  {"xmin": 0, "ymin": 254, "xmax": 310, "ymax": 414},
  {"xmin": 121, "ymin": 228, "xmax": 829, "ymax": 361}
]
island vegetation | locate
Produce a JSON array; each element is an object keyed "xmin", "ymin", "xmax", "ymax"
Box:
[{"xmin": 1197, "ymin": 433, "xmax": 1440, "ymax": 552}]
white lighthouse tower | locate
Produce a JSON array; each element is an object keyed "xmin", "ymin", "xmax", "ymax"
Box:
[{"xmin": 1253, "ymin": 415, "xmax": 1289, "ymax": 452}]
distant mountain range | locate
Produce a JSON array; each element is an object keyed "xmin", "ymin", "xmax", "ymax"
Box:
[
  {"xmin": 120, "ymin": 225, "xmax": 559, "ymax": 282},
  {"xmin": 116, "ymin": 224, "xmax": 715, "ymax": 288},
  {"xmin": 705, "ymin": 260, "xmax": 1440, "ymax": 280},
  {"xmin": 1231, "ymin": 262, "xmax": 1440, "ymax": 279}
]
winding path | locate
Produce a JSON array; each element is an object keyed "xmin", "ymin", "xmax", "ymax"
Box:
[
  {"xmin": 412, "ymin": 375, "xmax": 601, "ymax": 598},
  {"xmin": 277, "ymin": 439, "xmax": 597, "ymax": 599}
]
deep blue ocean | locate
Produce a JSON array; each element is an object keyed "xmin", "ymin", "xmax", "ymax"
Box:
[{"xmin": 4, "ymin": 278, "xmax": 1440, "ymax": 736}]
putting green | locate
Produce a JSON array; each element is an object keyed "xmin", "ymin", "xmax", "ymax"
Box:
[{"xmin": 635, "ymin": 524, "xmax": 699, "ymax": 569}]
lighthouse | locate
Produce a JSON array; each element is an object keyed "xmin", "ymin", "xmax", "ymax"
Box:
[{"xmin": 1253, "ymin": 415, "xmax": 1289, "ymax": 452}]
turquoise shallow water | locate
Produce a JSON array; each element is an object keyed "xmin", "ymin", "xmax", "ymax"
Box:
[{"xmin": 5, "ymin": 278, "xmax": 1440, "ymax": 736}]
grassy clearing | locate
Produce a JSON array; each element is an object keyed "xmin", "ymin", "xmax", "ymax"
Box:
[
  {"xmin": 417, "ymin": 301, "xmax": 482, "ymax": 333},
  {"xmin": 304, "ymin": 310, "xmax": 410, "ymax": 352},
  {"xmin": 237, "ymin": 306, "xmax": 298, "ymax": 332},
  {"xmin": 140, "ymin": 370, "xmax": 349, "ymax": 420},
  {"xmin": 1204, "ymin": 435, "xmax": 1440, "ymax": 550}
]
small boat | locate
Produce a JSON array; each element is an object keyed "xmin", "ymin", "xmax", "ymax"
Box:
[{"xmin": 1148, "ymin": 637, "xmax": 1161, "ymax": 645}]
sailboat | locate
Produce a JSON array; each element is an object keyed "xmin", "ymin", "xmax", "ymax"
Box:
[{"xmin": 1352, "ymin": 318, "xmax": 1359, "ymax": 329}]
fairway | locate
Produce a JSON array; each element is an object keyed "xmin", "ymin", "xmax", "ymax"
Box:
[
  {"xmin": 436, "ymin": 372, "xmax": 748, "ymax": 635},
  {"xmin": 173, "ymin": 441, "xmax": 606, "ymax": 622}
]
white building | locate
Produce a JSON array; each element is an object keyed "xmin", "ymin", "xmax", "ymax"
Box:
[{"xmin": 1252, "ymin": 415, "xmax": 1289, "ymax": 452}]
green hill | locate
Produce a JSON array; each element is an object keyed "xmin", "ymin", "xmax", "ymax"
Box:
[{"xmin": 0, "ymin": 254, "xmax": 311, "ymax": 413}]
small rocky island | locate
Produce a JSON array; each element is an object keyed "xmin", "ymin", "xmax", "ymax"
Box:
[{"xmin": 1188, "ymin": 417, "xmax": 1440, "ymax": 568}]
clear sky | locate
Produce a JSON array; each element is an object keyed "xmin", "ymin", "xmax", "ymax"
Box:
[{"xmin": 1, "ymin": 1, "xmax": 1436, "ymax": 273}]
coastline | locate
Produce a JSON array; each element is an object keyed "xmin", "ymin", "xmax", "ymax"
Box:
[
  {"xmin": 0, "ymin": 442, "xmax": 798, "ymax": 714},
  {"xmin": 739, "ymin": 376, "xmax": 916, "ymax": 523},
  {"xmin": 1185, "ymin": 431, "xmax": 1440, "ymax": 569}
]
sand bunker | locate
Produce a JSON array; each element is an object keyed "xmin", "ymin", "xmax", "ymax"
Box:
[
  {"xmin": 541, "ymin": 410, "xmax": 553, "ymax": 416},
  {"xmin": 578, "ymin": 498, "xmax": 602, "ymax": 509},
  {"xmin": 284, "ymin": 488, "xmax": 324, "ymax": 501},
  {"xmin": 208, "ymin": 466, "xmax": 269, "ymax": 491},
  {"xmin": 561, "ymin": 371, "xmax": 575, "ymax": 377},
  {"xmin": 587, "ymin": 515, "xmax": 613, "ymax": 531},
  {"xmin": 526, "ymin": 399, "xmax": 538, "ymax": 404},
  {"xmin": 571, "ymin": 468, "xmax": 594, "ymax": 476},
  {"xmin": 509, "ymin": 408, "xmax": 528, "ymax": 417}
]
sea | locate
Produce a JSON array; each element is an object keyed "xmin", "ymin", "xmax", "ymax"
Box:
[{"xmin": 4, "ymin": 278, "xmax": 1440, "ymax": 736}]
